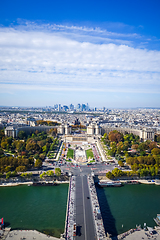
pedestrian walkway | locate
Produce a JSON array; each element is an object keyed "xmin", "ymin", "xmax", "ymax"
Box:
[
  {"xmin": 117, "ymin": 228, "xmax": 160, "ymax": 240},
  {"xmin": 5, "ymin": 230, "xmax": 59, "ymax": 240},
  {"xmin": 65, "ymin": 176, "xmax": 76, "ymax": 240},
  {"xmin": 88, "ymin": 175, "xmax": 106, "ymax": 240}
]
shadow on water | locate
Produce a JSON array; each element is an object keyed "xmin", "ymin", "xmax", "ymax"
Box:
[
  {"xmin": 4, "ymin": 222, "xmax": 10, "ymax": 227},
  {"xmin": 95, "ymin": 184, "xmax": 118, "ymax": 239}
]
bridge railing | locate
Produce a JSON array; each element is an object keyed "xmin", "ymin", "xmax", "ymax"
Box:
[
  {"xmin": 88, "ymin": 175, "xmax": 106, "ymax": 240},
  {"xmin": 64, "ymin": 176, "xmax": 76, "ymax": 240}
]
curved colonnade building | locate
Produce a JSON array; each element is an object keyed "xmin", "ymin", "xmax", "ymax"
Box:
[
  {"xmin": 4, "ymin": 122, "xmax": 155, "ymax": 142},
  {"xmin": 100, "ymin": 126, "xmax": 155, "ymax": 141},
  {"xmin": 4, "ymin": 125, "xmax": 58, "ymax": 138}
]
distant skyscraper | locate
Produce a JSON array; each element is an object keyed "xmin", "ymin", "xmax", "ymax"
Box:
[
  {"xmin": 70, "ymin": 104, "xmax": 74, "ymax": 110},
  {"xmin": 82, "ymin": 104, "xmax": 86, "ymax": 111},
  {"xmin": 58, "ymin": 104, "xmax": 61, "ymax": 111},
  {"xmin": 54, "ymin": 104, "xmax": 58, "ymax": 110},
  {"xmin": 86, "ymin": 103, "xmax": 89, "ymax": 111},
  {"xmin": 63, "ymin": 105, "xmax": 69, "ymax": 111},
  {"xmin": 76, "ymin": 103, "xmax": 81, "ymax": 111}
]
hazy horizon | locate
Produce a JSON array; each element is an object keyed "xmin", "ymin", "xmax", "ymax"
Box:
[{"xmin": 0, "ymin": 0, "xmax": 160, "ymax": 108}]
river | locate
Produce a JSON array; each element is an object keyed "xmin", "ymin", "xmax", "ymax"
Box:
[
  {"xmin": 0, "ymin": 184, "xmax": 68, "ymax": 237},
  {"xmin": 0, "ymin": 183, "xmax": 160, "ymax": 238},
  {"xmin": 96, "ymin": 183, "xmax": 160, "ymax": 236}
]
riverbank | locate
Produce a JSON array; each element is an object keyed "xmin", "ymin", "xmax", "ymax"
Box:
[
  {"xmin": 120, "ymin": 179, "xmax": 160, "ymax": 185},
  {"xmin": 117, "ymin": 226, "xmax": 160, "ymax": 240},
  {"xmin": 3, "ymin": 226, "xmax": 160, "ymax": 240},
  {"xmin": 98, "ymin": 176, "xmax": 160, "ymax": 185},
  {"xmin": 4, "ymin": 230, "xmax": 60, "ymax": 240},
  {"xmin": 138, "ymin": 179, "xmax": 160, "ymax": 185},
  {"xmin": 0, "ymin": 180, "xmax": 69, "ymax": 187}
]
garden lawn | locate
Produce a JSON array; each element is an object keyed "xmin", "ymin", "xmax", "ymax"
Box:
[
  {"xmin": 86, "ymin": 149, "xmax": 94, "ymax": 159},
  {"xmin": 67, "ymin": 148, "xmax": 74, "ymax": 159}
]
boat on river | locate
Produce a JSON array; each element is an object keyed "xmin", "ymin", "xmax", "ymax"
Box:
[
  {"xmin": 154, "ymin": 214, "xmax": 160, "ymax": 226},
  {"xmin": 98, "ymin": 181, "xmax": 122, "ymax": 187}
]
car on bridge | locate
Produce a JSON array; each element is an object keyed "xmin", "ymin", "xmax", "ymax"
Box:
[{"xmin": 76, "ymin": 225, "xmax": 81, "ymax": 236}]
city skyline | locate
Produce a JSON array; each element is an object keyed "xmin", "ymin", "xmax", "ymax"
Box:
[{"xmin": 0, "ymin": 0, "xmax": 160, "ymax": 108}]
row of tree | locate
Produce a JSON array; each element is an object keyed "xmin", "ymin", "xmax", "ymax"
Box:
[
  {"xmin": 106, "ymin": 166, "xmax": 159, "ymax": 179},
  {"xmin": 0, "ymin": 168, "xmax": 62, "ymax": 180},
  {"xmin": 0, "ymin": 129, "xmax": 61, "ymax": 174},
  {"xmin": 39, "ymin": 168, "xmax": 61, "ymax": 178},
  {"xmin": 0, "ymin": 155, "xmax": 43, "ymax": 173},
  {"xmin": 36, "ymin": 120, "xmax": 60, "ymax": 126},
  {"xmin": 102, "ymin": 130, "xmax": 160, "ymax": 159},
  {"xmin": 102, "ymin": 131, "xmax": 140, "ymax": 145},
  {"xmin": 0, "ymin": 130, "xmax": 59, "ymax": 160},
  {"xmin": 126, "ymin": 151, "xmax": 160, "ymax": 166}
]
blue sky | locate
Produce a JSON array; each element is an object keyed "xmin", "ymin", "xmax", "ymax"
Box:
[{"xmin": 0, "ymin": 0, "xmax": 160, "ymax": 108}]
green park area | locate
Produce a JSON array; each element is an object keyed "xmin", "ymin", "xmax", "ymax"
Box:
[
  {"xmin": 0, "ymin": 129, "xmax": 61, "ymax": 177},
  {"xmin": 67, "ymin": 148, "xmax": 74, "ymax": 159},
  {"xmin": 86, "ymin": 148, "xmax": 94, "ymax": 160},
  {"xmin": 101, "ymin": 130, "xmax": 160, "ymax": 179}
]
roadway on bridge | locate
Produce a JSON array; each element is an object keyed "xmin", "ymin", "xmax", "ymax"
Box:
[{"xmin": 75, "ymin": 175, "xmax": 96, "ymax": 240}]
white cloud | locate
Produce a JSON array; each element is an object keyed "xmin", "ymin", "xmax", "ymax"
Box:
[{"xmin": 0, "ymin": 22, "xmax": 160, "ymax": 95}]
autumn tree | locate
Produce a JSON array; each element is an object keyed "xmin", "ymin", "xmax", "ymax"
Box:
[
  {"xmin": 18, "ymin": 131, "xmax": 27, "ymax": 140},
  {"xmin": 6, "ymin": 171, "xmax": 12, "ymax": 179},
  {"xmin": 103, "ymin": 133, "xmax": 107, "ymax": 139},
  {"xmin": 1, "ymin": 137, "xmax": 13, "ymax": 150},
  {"xmin": 138, "ymin": 168, "xmax": 149, "ymax": 178},
  {"xmin": 154, "ymin": 155, "xmax": 160, "ymax": 166},
  {"xmin": 108, "ymin": 131, "xmax": 123, "ymax": 143},
  {"xmin": 138, "ymin": 142, "xmax": 149, "ymax": 152},
  {"xmin": 126, "ymin": 157, "xmax": 135, "ymax": 165},
  {"xmin": 49, "ymin": 128, "xmax": 57, "ymax": 136},
  {"xmin": 116, "ymin": 142, "xmax": 123, "ymax": 154},
  {"xmin": 149, "ymin": 166, "xmax": 156, "ymax": 177},
  {"xmin": 40, "ymin": 172, "xmax": 46, "ymax": 179},
  {"xmin": 5, "ymin": 166, "xmax": 11, "ymax": 173},
  {"xmin": 112, "ymin": 168, "xmax": 124, "ymax": 177},
  {"xmin": 118, "ymin": 160, "xmax": 124, "ymax": 167},
  {"xmin": 106, "ymin": 171, "xmax": 114, "ymax": 179},
  {"xmin": 131, "ymin": 144, "xmax": 139, "ymax": 150},
  {"xmin": 108, "ymin": 141, "xmax": 117, "ymax": 156},
  {"xmin": 39, "ymin": 153, "xmax": 46, "ymax": 160},
  {"xmin": 0, "ymin": 148, "xmax": 4, "ymax": 157},
  {"xmin": 149, "ymin": 142, "xmax": 157, "ymax": 151},
  {"xmin": 55, "ymin": 168, "xmax": 61, "ymax": 176},
  {"xmin": 0, "ymin": 130, "xmax": 5, "ymax": 142},
  {"xmin": 26, "ymin": 139, "xmax": 40, "ymax": 153},
  {"xmin": 123, "ymin": 141, "xmax": 129, "ymax": 151},
  {"xmin": 151, "ymin": 148, "xmax": 160, "ymax": 155},
  {"xmin": 157, "ymin": 135, "xmax": 160, "ymax": 143},
  {"xmin": 16, "ymin": 140, "xmax": 25, "ymax": 152},
  {"xmin": 16, "ymin": 166, "xmax": 27, "ymax": 173},
  {"xmin": 131, "ymin": 163, "xmax": 139, "ymax": 172},
  {"xmin": 36, "ymin": 120, "xmax": 59, "ymax": 126},
  {"xmin": 46, "ymin": 170, "xmax": 54, "ymax": 177},
  {"xmin": 34, "ymin": 159, "xmax": 42, "ymax": 168}
]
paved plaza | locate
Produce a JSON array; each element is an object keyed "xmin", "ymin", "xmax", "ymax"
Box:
[
  {"xmin": 5, "ymin": 230, "xmax": 59, "ymax": 240},
  {"xmin": 117, "ymin": 228, "xmax": 160, "ymax": 240}
]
